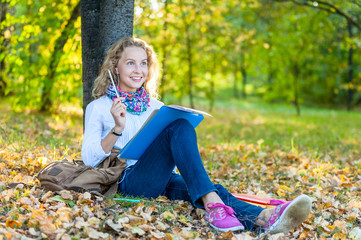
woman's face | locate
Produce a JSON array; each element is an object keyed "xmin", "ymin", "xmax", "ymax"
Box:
[{"xmin": 116, "ymin": 46, "xmax": 149, "ymax": 92}]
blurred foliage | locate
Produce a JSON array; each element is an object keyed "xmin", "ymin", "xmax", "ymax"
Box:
[
  {"xmin": 1, "ymin": 0, "xmax": 82, "ymax": 112},
  {"xmin": 0, "ymin": 0, "xmax": 360, "ymax": 112}
]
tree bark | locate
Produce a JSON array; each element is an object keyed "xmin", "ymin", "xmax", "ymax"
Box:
[
  {"xmin": 81, "ymin": 0, "xmax": 101, "ymax": 117},
  {"xmin": 98, "ymin": 0, "xmax": 134, "ymax": 59},
  {"xmin": 40, "ymin": 2, "xmax": 81, "ymax": 112},
  {"xmin": 82, "ymin": 0, "xmax": 135, "ymax": 118}
]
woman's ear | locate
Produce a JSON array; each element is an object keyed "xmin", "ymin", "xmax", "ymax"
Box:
[{"xmin": 115, "ymin": 68, "xmax": 119, "ymax": 74}]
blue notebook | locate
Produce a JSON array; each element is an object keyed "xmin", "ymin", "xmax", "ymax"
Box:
[{"xmin": 118, "ymin": 105, "xmax": 211, "ymax": 160}]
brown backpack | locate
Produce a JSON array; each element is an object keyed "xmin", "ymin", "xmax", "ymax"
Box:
[{"xmin": 35, "ymin": 149, "xmax": 126, "ymax": 196}]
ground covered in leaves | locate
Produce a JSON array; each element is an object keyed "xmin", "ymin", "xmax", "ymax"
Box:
[{"xmin": 0, "ymin": 101, "xmax": 361, "ymax": 239}]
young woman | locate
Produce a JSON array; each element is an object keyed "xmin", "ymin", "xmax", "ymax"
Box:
[{"xmin": 82, "ymin": 37, "xmax": 312, "ymax": 234}]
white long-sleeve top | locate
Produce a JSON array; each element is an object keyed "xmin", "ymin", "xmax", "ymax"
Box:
[{"xmin": 81, "ymin": 95, "xmax": 164, "ymax": 167}]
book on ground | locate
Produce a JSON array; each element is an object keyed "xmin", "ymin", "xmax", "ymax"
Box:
[
  {"xmin": 118, "ymin": 105, "xmax": 211, "ymax": 160},
  {"xmin": 232, "ymin": 193, "xmax": 287, "ymax": 208}
]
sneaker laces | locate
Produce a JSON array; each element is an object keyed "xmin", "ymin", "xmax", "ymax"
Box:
[
  {"xmin": 265, "ymin": 204, "xmax": 282, "ymax": 229},
  {"xmin": 207, "ymin": 203, "xmax": 235, "ymax": 216}
]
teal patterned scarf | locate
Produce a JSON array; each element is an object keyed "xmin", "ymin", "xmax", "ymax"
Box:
[{"xmin": 106, "ymin": 85, "xmax": 150, "ymax": 115}]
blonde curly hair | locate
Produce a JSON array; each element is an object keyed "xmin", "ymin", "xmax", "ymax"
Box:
[{"xmin": 92, "ymin": 37, "xmax": 159, "ymax": 99}]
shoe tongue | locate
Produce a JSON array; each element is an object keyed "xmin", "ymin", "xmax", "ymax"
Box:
[
  {"xmin": 222, "ymin": 205, "xmax": 234, "ymax": 215},
  {"xmin": 211, "ymin": 203, "xmax": 234, "ymax": 215}
]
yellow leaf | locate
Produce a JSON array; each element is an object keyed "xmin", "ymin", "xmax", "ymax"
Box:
[
  {"xmin": 5, "ymin": 219, "xmax": 22, "ymax": 228},
  {"xmin": 325, "ymin": 225, "xmax": 335, "ymax": 232},
  {"xmin": 279, "ymin": 185, "xmax": 293, "ymax": 192},
  {"xmin": 0, "ymin": 163, "xmax": 5, "ymax": 171},
  {"xmin": 332, "ymin": 233, "xmax": 347, "ymax": 240},
  {"xmin": 161, "ymin": 211, "xmax": 175, "ymax": 220},
  {"xmin": 277, "ymin": 189, "xmax": 286, "ymax": 197}
]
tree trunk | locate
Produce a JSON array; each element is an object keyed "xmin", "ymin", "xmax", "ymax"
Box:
[
  {"xmin": 0, "ymin": 1, "xmax": 9, "ymax": 97},
  {"xmin": 185, "ymin": 24, "xmax": 194, "ymax": 108},
  {"xmin": 159, "ymin": 0, "xmax": 169, "ymax": 101},
  {"xmin": 182, "ymin": 21, "xmax": 194, "ymax": 108},
  {"xmin": 346, "ymin": 21, "xmax": 354, "ymax": 111},
  {"xmin": 233, "ymin": 57, "xmax": 239, "ymax": 99},
  {"xmin": 98, "ymin": 0, "xmax": 134, "ymax": 60},
  {"xmin": 179, "ymin": 0, "xmax": 194, "ymax": 108},
  {"xmin": 82, "ymin": 0, "xmax": 135, "ymax": 118},
  {"xmin": 241, "ymin": 67, "xmax": 247, "ymax": 99},
  {"xmin": 81, "ymin": 0, "xmax": 101, "ymax": 117},
  {"xmin": 208, "ymin": 53, "xmax": 216, "ymax": 112},
  {"xmin": 293, "ymin": 62, "xmax": 300, "ymax": 116},
  {"xmin": 40, "ymin": 2, "xmax": 81, "ymax": 112}
]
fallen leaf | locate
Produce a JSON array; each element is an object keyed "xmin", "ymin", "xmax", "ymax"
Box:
[
  {"xmin": 39, "ymin": 219, "xmax": 57, "ymax": 236},
  {"xmin": 87, "ymin": 228, "xmax": 109, "ymax": 239},
  {"xmin": 5, "ymin": 220, "xmax": 22, "ymax": 228},
  {"xmin": 87, "ymin": 216, "xmax": 101, "ymax": 228},
  {"xmin": 155, "ymin": 221, "xmax": 169, "ymax": 231},
  {"xmin": 132, "ymin": 226, "xmax": 146, "ymax": 236},
  {"xmin": 59, "ymin": 190, "xmax": 73, "ymax": 200},
  {"xmin": 105, "ymin": 219, "xmax": 123, "ymax": 232},
  {"xmin": 332, "ymin": 233, "xmax": 347, "ymax": 240},
  {"xmin": 18, "ymin": 197, "xmax": 33, "ymax": 206},
  {"xmin": 150, "ymin": 231, "xmax": 166, "ymax": 239},
  {"xmin": 161, "ymin": 211, "xmax": 175, "ymax": 220},
  {"xmin": 179, "ymin": 228, "xmax": 199, "ymax": 239},
  {"xmin": 127, "ymin": 215, "xmax": 146, "ymax": 226},
  {"xmin": 349, "ymin": 227, "xmax": 361, "ymax": 240}
]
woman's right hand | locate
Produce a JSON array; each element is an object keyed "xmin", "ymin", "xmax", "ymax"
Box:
[{"xmin": 110, "ymin": 97, "xmax": 126, "ymax": 133}]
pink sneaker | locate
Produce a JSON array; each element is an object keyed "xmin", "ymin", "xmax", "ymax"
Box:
[
  {"xmin": 265, "ymin": 195, "xmax": 312, "ymax": 234},
  {"xmin": 205, "ymin": 203, "xmax": 244, "ymax": 232}
]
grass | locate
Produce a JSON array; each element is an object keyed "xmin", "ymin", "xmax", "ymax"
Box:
[
  {"xmin": 2, "ymin": 95, "xmax": 360, "ymax": 162},
  {"xmin": 174, "ymin": 96, "xmax": 361, "ymax": 158}
]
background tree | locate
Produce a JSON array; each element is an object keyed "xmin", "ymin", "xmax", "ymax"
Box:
[
  {"xmin": 273, "ymin": 0, "xmax": 361, "ymax": 110},
  {"xmin": 40, "ymin": 2, "xmax": 81, "ymax": 112},
  {"xmin": 1, "ymin": 0, "xmax": 360, "ymax": 113},
  {"xmin": 0, "ymin": 1, "xmax": 9, "ymax": 97}
]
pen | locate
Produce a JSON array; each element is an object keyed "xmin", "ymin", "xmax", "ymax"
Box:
[
  {"xmin": 113, "ymin": 198, "xmax": 141, "ymax": 203},
  {"xmin": 108, "ymin": 69, "xmax": 120, "ymax": 98}
]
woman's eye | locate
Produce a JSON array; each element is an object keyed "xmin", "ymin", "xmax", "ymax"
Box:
[
  {"xmin": 127, "ymin": 62, "xmax": 134, "ymax": 65},
  {"xmin": 141, "ymin": 62, "xmax": 147, "ymax": 66}
]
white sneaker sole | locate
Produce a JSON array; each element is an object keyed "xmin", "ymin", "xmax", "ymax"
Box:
[
  {"xmin": 209, "ymin": 222, "xmax": 245, "ymax": 232},
  {"xmin": 269, "ymin": 194, "xmax": 312, "ymax": 234}
]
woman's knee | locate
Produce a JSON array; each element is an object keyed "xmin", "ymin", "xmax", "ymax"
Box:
[
  {"xmin": 172, "ymin": 118, "xmax": 192, "ymax": 128},
  {"xmin": 169, "ymin": 119, "xmax": 194, "ymax": 134}
]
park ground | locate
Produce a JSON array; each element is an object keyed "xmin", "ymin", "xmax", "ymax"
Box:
[{"xmin": 0, "ymin": 97, "xmax": 361, "ymax": 239}]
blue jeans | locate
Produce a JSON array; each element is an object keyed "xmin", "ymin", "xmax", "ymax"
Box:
[{"xmin": 118, "ymin": 119, "xmax": 264, "ymax": 230}]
